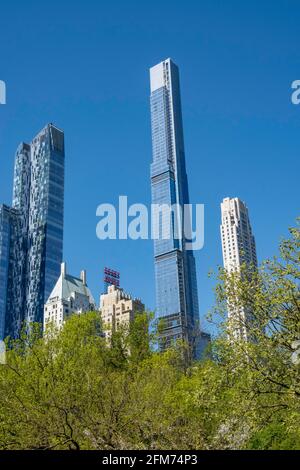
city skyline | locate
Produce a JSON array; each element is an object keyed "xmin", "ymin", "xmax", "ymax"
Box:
[
  {"xmin": 0, "ymin": 1, "xmax": 299, "ymax": 337},
  {"xmin": 0, "ymin": 1, "xmax": 299, "ymax": 456},
  {"xmin": 1, "ymin": 85, "xmax": 262, "ymax": 342},
  {"xmin": 0, "ymin": 79, "xmax": 297, "ymax": 338}
]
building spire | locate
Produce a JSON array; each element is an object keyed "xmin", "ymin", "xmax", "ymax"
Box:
[{"xmin": 61, "ymin": 262, "xmax": 67, "ymax": 277}]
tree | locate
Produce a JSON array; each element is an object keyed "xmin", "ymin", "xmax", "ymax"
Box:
[
  {"xmin": 209, "ymin": 221, "xmax": 300, "ymax": 446},
  {"xmin": 0, "ymin": 222, "xmax": 299, "ymax": 449}
]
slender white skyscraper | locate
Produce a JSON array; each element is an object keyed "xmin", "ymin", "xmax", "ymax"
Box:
[{"xmin": 220, "ymin": 197, "xmax": 257, "ymax": 339}]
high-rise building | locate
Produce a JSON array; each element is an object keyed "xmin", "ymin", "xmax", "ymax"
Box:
[
  {"xmin": 220, "ymin": 197, "xmax": 257, "ymax": 272},
  {"xmin": 0, "ymin": 205, "xmax": 22, "ymax": 340},
  {"xmin": 100, "ymin": 285, "xmax": 144, "ymax": 341},
  {"xmin": 0, "ymin": 206, "xmax": 10, "ymax": 340},
  {"xmin": 0, "ymin": 123, "xmax": 65, "ymax": 339},
  {"xmin": 43, "ymin": 262, "xmax": 95, "ymax": 332},
  {"xmin": 220, "ymin": 197, "xmax": 258, "ymax": 339},
  {"xmin": 149, "ymin": 58, "xmax": 200, "ymax": 354}
]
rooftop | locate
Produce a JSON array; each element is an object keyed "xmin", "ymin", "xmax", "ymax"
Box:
[{"xmin": 46, "ymin": 262, "xmax": 95, "ymax": 306}]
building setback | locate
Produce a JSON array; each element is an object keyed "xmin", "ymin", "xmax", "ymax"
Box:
[
  {"xmin": 0, "ymin": 123, "xmax": 65, "ymax": 339},
  {"xmin": 149, "ymin": 58, "xmax": 200, "ymax": 355}
]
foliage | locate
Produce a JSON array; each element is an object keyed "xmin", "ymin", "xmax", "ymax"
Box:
[{"xmin": 0, "ymin": 223, "xmax": 299, "ymax": 449}]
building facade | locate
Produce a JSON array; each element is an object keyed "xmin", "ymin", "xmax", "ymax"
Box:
[
  {"xmin": 0, "ymin": 204, "xmax": 25, "ymax": 340},
  {"xmin": 0, "ymin": 206, "xmax": 10, "ymax": 339},
  {"xmin": 0, "ymin": 123, "xmax": 65, "ymax": 339},
  {"xmin": 100, "ymin": 285, "xmax": 144, "ymax": 341},
  {"xmin": 149, "ymin": 58, "xmax": 200, "ymax": 354},
  {"xmin": 43, "ymin": 263, "xmax": 95, "ymax": 332},
  {"xmin": 0, "ymin": 205, "xmax": 20, "ymax": 339},
  {"xmin": 220, "ymin": 197, "xmax": 258, "ymax": 340}
]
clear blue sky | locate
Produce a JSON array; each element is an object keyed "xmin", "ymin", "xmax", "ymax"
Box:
[{"xmin": 0, "ymin": 0, "xmax": 299, "ymax": 335}]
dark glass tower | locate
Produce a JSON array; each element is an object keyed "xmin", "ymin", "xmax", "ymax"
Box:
[
  {"xmin": 0, "ymin": 124, "xmax": 65, "ymax": 339},
  {"xmin": 149, "ymin": 58, "xmax": 200, "ymax": 355},
  {"xmin": 0, "ymin": 205, "xmax": 22, "ymax": 339}
]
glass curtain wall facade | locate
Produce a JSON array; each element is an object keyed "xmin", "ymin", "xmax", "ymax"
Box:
[
  {"xmin": 0, "ymin": 124, "xmax": 65, "ymax": 339},
  {"xmin": 0, "ymin": 205, "xmax": 23, "ymax": 340},
  {"xmin": 0, "ymin": 206, "xmax": 10, "ymax": 339},
  {"xmin": 23, "ymin": 124, "xmax": 65, "ymax": 324},
  {"xmin": 149, "ymin": 59, "xmax": 200, "ymax": 355}
]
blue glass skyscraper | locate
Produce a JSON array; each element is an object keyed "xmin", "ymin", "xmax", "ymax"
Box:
[
  {"xmin": 150, "ymin": 59, "xmax": 200, "ymax": 355},
  {"xmin": 0, "ymin": 206, "xmax": 11, "ymax": 339},
  {"xmin": 0, "ymin": 124, "xmax": 65, "ymax": 339},
  {"xmin": 0, "ymin": 205, "xmax": 22, "ymax": 339}
]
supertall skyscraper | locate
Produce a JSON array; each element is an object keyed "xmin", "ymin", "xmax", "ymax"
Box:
[
  {"xmin": 0, "ymin": 124, "xmax": 65, "ymax": 339},
  {"xmin": 149, "ymin": 58, "xmax": 200, "ymax": 354},
  {"xmin": 220, "ymin": 197, "xmax": 257, "ymax": 339}
]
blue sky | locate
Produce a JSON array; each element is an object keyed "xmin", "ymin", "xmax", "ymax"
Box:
[{"xmin": 0, "ymin": 0, "xmax": 299, "ymax": 335}]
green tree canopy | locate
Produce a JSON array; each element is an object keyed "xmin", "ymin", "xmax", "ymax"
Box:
[{"xmin": 0, "ymin": 222, "xmax": 299, "ymax": 450}]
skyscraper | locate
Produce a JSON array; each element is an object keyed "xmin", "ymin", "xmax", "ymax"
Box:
[
  {"xmin": 220, "ymin": 197, "xmax": 258, "ymax": 340},
  {"xmin": 0, "ymin": 124, "xmax": 65, "ymax": 339},
  {"xmin": 0, "ymin": 205, "xmax": 22, "ymax": 339},
  {"xmin": 149, "ymin": 58, "xmax": 200, "ymax": 354},
  {"xmin": 0, "ymin": 206, "xmax": 11, "ymax": 339}
]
